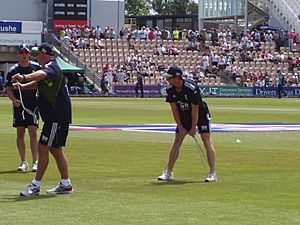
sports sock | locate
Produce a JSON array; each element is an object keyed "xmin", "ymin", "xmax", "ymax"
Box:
[
  {"xmin": 61, "ymin": 178, "xmax": 71, "ymax": 186},
  {"xmin": 32, "ymin": 179, "xmax": 41, "ymax": 187}
]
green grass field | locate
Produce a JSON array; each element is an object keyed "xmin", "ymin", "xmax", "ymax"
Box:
[{"xmin": 0, "ymin": 97, "xmax": 300, "ymax": 225}]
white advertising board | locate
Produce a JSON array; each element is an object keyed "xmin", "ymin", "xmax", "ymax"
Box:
[
  {"xmin": 0, "ymin": 33, "xmax": 41, "ymax": 46},
  {"xmin": 22, "ymin": 21, "xmax": 43, "ymax": 34}
]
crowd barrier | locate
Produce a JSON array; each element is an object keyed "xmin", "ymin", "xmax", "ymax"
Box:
[{"xmin": 113, "ymin": 85, "xmax": 300, "ymax": 97}]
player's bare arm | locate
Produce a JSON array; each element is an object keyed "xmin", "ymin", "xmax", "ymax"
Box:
[
  {"xmin": 190, "ymin": 103, "xmax": 199, "ymax": 137},
  {"xmin": 170, "ymin": 102, "xmax": 187, "ymax": 136},
  {"xmin": 13, "ymin": 80, "xmax": 37, "ymax": 90},
  {"xmin": 7, "ymin": 86, "xmax": 21, "ymax": 107},
  {"xmin": 11, "ymin": 70, "xmax": 47, "ymax": 83}
]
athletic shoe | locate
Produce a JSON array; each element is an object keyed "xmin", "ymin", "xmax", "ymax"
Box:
[
  {"xmin": 205, "ymin": 172, "xmax": 217, "ymax": 182},
  {"xmin": 17, "ymin": 161, "xmax": 29, "ymax": 172},
  {"xmin": 20, "ymin": 183, "xmax": 40, "ymax": 197},
  {"xmin": 157, "ymin": 170, "xmax": 174, "ymax": 181},
  {"xmin": 31, "ymin": 161, "xmax": 38, "ymax": 172},
  {"xmin": 46, "ymin": 183, "xmax": 73, "ymax": 195}
]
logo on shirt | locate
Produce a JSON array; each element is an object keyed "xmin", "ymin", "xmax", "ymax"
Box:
[
  {"xmin": 178, "ymin": 101, "xmax": 189, "ymax": 111},
  {"xmin": 41, "ymin": 135, "xmax": 48, "ymax": 142},
  {"xmin": 44, "ymin": 80, "xmax": 53, "ymax": 87},
  {"xmin": 201, "ymin": 125, "xmax": 208, "ymax": 131}
]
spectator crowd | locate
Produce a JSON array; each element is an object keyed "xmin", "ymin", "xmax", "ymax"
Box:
[{"xmin": 58, "ymin": 24, "xmax": 300, "ymax": 91}]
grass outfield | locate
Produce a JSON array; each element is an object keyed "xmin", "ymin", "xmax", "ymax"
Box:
[{"xmin": 0, "ymin": 97, "xmax": 300, "ymax": 225}]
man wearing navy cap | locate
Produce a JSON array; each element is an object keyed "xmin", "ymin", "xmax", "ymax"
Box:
[
  {"xmin": 6, "ymin": 44, "xmax": 40, "ymax": 173},
  {"xmin": 11, "ymin": 43, "xmax": 73, "ymax": 196},
  {"xmin": 157, "ymin": 65, "xmax": 217, "ymax": 182}
]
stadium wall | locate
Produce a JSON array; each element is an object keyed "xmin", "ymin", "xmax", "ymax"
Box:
[
  {"xmin": 113, "ymin": 85, "xmax": 300, "ymax": 98},
  {"xmin": 90, "ymin": 0, "xmax": 124, "ymax": 34},
  {"xmin": 0, "ymin": 0, "xmax": 45, "ymax": 22},
  {"xmin": 0, "ymin": 0, "xmax": 125, "ymax": 34}
]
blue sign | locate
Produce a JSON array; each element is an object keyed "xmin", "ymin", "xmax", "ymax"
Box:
[
  {"xmin": 0, "ymin": 21, "xmax": 22, "ymax": 33},
  {"xmin": 253, "ymin": 87, "xmax": 300, "ymax": 97}
]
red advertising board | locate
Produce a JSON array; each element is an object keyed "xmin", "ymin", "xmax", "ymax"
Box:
[{"xmin": 53, "ymin": 20, "xmax": 87, "ymax": 31}]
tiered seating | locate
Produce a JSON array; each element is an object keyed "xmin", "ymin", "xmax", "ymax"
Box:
[{"xmin": 73, "ymin": 38, "xmax": 300, "ymax": 87}]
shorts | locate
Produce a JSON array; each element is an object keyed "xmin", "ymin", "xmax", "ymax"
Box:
[
  {"xmin": 39, "ymin": 121, "xmax": 69, "ymax": 148},
  {"xmin": 197, "ymin": 112, "xmax": 211, "ymax": 133},
  {"xmin": 13, "ymin": 106, "xmax": 39, "ymax": 128},
  {"xmin": 176, "ymin": 112, "xmax": 211, "ymax": 134}
]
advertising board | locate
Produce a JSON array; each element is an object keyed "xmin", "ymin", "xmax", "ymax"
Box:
[{"xmin": 53, "ymin": 0, "xmax": 87, "ymax": 31}]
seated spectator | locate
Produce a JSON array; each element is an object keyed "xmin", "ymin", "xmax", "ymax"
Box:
[
  {"xmin": 218, "ymin": 55, "xmax": 226, "ymax": 76},
  {"xmin": 202, "ymin": 53, "xmax": 210, "ymax": 73},
  {"xmin": 293, "ymin": 72, "xmax": 300, "ymax": 85},
  {"xmin": 160, "ymin": 44, "xmax": 168, "ymax": 55},
  {"xmin": 102, "ymin": 63, "xmax": 110, "ymax": 73},
  {"xmin": 210, "ymin": 65, "xmax": 219, "ymax": 77},
  {"xmin": 69, "ymin": 86, "xmax": 81, "ymax": 95},
  {"xmin": 211, "ymin": 53, "xmax": 219, "ymax": 66},
  {"xmin": 224, "ymin": 61, "xmax": 232, "ymax": 76},
  {"xmin": 77, "ymin": 38, "xmax": 86, "ymax": 49},
  {"xmin": 154, "ymin": 45, "xmax": 160, "ymax": 56},
  {"xmin": 186, "ymin": 42, "xmax": 199, "ymax": 51},
  {"xmin": 95, "ymin": 38, "xmax": 105, "ymax": 49},
  {"xmin": 290, "ymin": 74, "xmax": 299, "ymax": 85},
  {"xmin": 139, "ymin": 65, "xmax": 150, "ymax": 77},
  {"xmin": 291, "ymin": 43, "xmax": 298, "ymax": 52},
  {"xmin": 63, "ymin": 35, "xmax": 72, "ymax": 47},
  {"xmin": 194, "ymin": 66, "xmax": 205, "ymax": 81},
  {"xmin": 147, "ymin": 55, "xmax": 156, "ymax": 67},
  {"xmin": 185, "ymin": 71, "xmax": 194, "ymax": 80},
  {"xmin": 254, "ymin": 41, "xmax": 261, "ymax": 51},
  {"xmin": 264, "ymin": 73, "xmax": 272, "ymax": 87},
  {"xmin": 83, "ymin": 82, "xmax": 93, "ymax": 95},
  {"xmin": 168, "ymin": 45, "xmax": 179, "ymax": 56}
]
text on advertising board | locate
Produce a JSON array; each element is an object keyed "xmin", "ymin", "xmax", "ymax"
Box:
[{"xmin": 0, "ymin": 21, "xmax": 22, "ymax": 33}]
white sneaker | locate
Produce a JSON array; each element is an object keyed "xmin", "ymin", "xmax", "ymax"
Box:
[
  {"xmin": 46, "ymin": 182, "xmax": 73, "ymax": 195},
  {"xmin": 31, "ymin": 161, "xmax": 38, "ymax": 172},
  {"xmin": 157, "ymin": 170, "xmax": 174, "ymax": 181},
  {"xmin": 20, "ymin": 183, "xmax": 40, "ymax": 197},
  {"xmin": 205, "ymin": 172, "xmax": 217, "ymax": 182},
  {"xmin": 17, "ymin": 161, "xmax": 29, "ymax": 172}
]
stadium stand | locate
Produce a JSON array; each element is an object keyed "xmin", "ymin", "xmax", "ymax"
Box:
[{"xmin": 62, "ymin": 26, "xmax": 299, "ymax": 89}]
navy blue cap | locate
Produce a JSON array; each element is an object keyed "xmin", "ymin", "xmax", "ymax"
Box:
[
  {"xmin": 33, "ymin": 43, "xmax": 54, "ymax": 56},
  {"xmin": 162, "ymin": 65, "xmax": 183, "ymax": 79},
  {"xmin": 18, "ymin": 44, "xmax": 30, "ymax": 52}
]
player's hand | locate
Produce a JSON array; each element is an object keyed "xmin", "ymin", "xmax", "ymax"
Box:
[
  {"xmin": 178, "ymin": 126, "xmax": 188, "ymax": 137},
  {"xmin": 13, "ymin": 99, "xmax": 21, "ymax": 107},
  {"xmin": 12, "ymin": 82, "xmax": 23, "ymax": 90},
  {"xmin": 189, "ymin": 127, "xmax": 197, "ymax": 137},
  {"xmin": 11, "ymin": 73, "xmax": 23, "ymax": 83}
]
